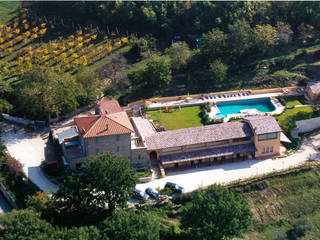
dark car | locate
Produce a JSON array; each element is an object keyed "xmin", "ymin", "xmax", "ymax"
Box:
[
  {"xmin": 134, "ymin": 189, "xmax": 149, "ymax": 200},
  {"xmin": 165, "ymin": 182, "xmax": 185, "ymax": 193},
  {"xmin": 41, "ymin": 160, "xmax": 62, "ymax": 176},
  {"xmin": 145, "ymin": 187, "xmax": 159, "ymax": 199}
]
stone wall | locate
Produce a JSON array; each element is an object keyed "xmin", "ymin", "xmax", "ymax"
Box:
[
  {"xmin": 295, "ymin": 117, "xmax": 320, "ymax": 134},
  {"xmin": 84, "ymin": 134, "xmax": 131, "ymax": 160},
  {"xmin": 131, "ymin": 147, "xmax": 149, "ymax": 168}
]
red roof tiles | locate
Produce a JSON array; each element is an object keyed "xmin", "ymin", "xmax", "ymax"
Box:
[
  {"xmin": 74, "ymin": 101, "xmax": 133, "ymax": 138},
  {"xmin": 97, "ymin": 99, "xmax": 122, "ymax": 115}
]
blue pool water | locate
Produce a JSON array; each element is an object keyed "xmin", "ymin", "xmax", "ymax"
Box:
[{"xmin": 215, "ymin": 98, "xmax": 275, "ymax": 118}]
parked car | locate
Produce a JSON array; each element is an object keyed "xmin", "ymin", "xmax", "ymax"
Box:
[
  {"xmin": 134, "ymin": 189, "xmax": 149, "ymax": 200},
  {"xmin": 165, "ymin": 182, "xmax": 185, "ymax": 193},
  {"xmin": 41, "ymin": 160, "xmax": 62, "ymax": 176},
  {"xmin": 145, "ymin": 187, "xmax": 159, "ymax": 199}
]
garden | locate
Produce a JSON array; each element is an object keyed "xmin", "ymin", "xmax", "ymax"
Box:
[{"xmin": 147, "ymin": 106, "xmax": 202, "ymax": 130}]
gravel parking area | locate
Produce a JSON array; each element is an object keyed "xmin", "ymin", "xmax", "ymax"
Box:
[
  {"xmin": 0, "ymin": 122, "xmax": 58, "ymax": 194},
  {"xmin": 137, "ymin": 133, "xmax": 320, "ymax": 193}
]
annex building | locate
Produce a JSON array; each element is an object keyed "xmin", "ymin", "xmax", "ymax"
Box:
[{"xmin": 58, "ymin": 99, "xmax": 287, "ymax": 176}]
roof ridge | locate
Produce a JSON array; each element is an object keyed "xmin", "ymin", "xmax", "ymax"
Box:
[{"xmin": 105, "ymin": 114, "xmax": 133, "ymax": 132}]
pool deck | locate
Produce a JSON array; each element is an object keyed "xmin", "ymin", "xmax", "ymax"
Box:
[
  {"xmin": 207, "ymin": 95, "xmax": 285, "ymax": 122},
  {"xmin": 142, "ymin": 92, "xmax": 285, "ymax": 119}
]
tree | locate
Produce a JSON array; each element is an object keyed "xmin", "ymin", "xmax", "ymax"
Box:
[
  {"xmin": 129, "ymin": 35, "xmax": 157, "ymax": 59},
  {"xmin": 75, "ymin": 69, "xmax": 101, "ymax": 104},
  {"xmin": 52, "ymin": 173, "xmax": 98, "ymax": 226},
  {"xmin": 58, "ymin": 226, "xmax": 101, "ymax": 240},
  {"xmin": 101, "ymin": 210, "xmax": 160, "ymax": 240},
  {"xmin": 209, "ymin": 60, "xmax": 228, "ymax": 87},
  {"xmin": 53, "ymin": 152, "xmax": 138, "ymax": 223},
  {"xmin": 181, "ymin": 185, "xmax": 252, "ymax": 240},
  {"xmin": 201, "ymin": 28, "xmax": 227, "ymax": 63},
  {"xmin": 143, "ymin": 56, "xmax": 172, "ymax": 89},
  {"xmin": 0, "ymin": 209, "xmax": 56, "ymax": 240},
  {"xmin": 16, "ymin": 66, "xmax": 78, "ymax": 121},
  {"xmin": 253, "ymin": 24, "xmax": 278, "ymax": 53},
  {"xmin": 227, "ymin": 19, "xmax": 252, "ymax": 59},
  {"xmin": 165, "ymin": 42, "xmax": 191, "ymax": 71},
  {"xmin": 276, "ymin": 21, "xmax": 293, "ymax": 44},
  {"xmin": 82, "ymin": 152, "xmax": 138, "ymax": 213}
]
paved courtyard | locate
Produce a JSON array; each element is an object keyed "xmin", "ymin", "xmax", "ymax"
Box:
[
  {"xmin": 137, "ymin": 132, "xmax": 320, "ymax": 193},
  {"xmin": 0, "ymin": 122, "xmax": 58, "ymax": 194}
]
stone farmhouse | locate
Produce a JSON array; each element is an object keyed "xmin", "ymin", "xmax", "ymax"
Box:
[
  {"xmin": 306, "ymin": 81, "xmax": 320, "ymax": 101},
  {"xmin": 58, "ymin": 99, "xmax": 288, "ymax": 176}
]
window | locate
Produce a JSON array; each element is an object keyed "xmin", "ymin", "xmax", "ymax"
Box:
[
  {"xmin": 258, "ymin": 133, "xmax": 278, "ymax": 141},
  {"xmin": 266, "ymin": 147, "xmax": 269, "ymax": 153},
  {"xmin": 96, "ymin": 138, "xmax": 99, "ymax": 143},
  {"xmin": 262, "ymin": 147, "xmax": 265, "ymax": 153},
  {"xmin": 208, "ymin": 140, "xmax": 229, "ymax": 147},
  {"xmin": 117, "ymin": 146, "xmax": 120, "ymax": 152},
  {"xmin": 96, "ymin": 148, "xmax": 100, "ymax": 155},
  {"xmin": 232, "ymin": 137, "xmax": 251, "ymax": 143},
  {"xmin": 270, "ymin": 146, "xmax": 273, "ymax": 152},
  {"xmin": 116, "ymin": 135, "xmax": 120, "ymax": 141},
  {"xmin": 185, "ymin": 143, "xmax": 205, "ymax": 150},
  {"xmin": 161, "ymin": 147, "xmax": 181, "ymax": 153}
]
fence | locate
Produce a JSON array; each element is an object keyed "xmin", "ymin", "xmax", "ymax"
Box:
[
  {"xmin": 50, "ymin": 104, "xmax": 94, "ymax": 125},
  {"xmin": 2, "ymin": 114, "xmax": 46, "ymax": 127}
]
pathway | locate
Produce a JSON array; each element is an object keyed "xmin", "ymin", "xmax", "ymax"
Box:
[
  {"xmin": 0, "ymin": 122, "xmax": 59, "ymax": 194},
  {"xmin": 136, "ymin": 132, "xmax": 320, "ymax": 193}
]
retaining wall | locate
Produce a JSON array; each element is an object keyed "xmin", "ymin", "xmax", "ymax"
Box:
[{"xmin": 2, "ymin": 114, "xmax": 46, "ymax": 127}]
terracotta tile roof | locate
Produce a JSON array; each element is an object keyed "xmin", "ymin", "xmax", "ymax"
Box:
[
  {"xmin": 244, "ymin": 116, "xmax": 282, "ymax": 134},
  {"xmin": 84, "ymin": 115, "xmax": 133, "ymax": 138},
  {"xmin": 74, "ymin": 116, "xmax": 99, "ymax": 137},
  {"xmin": 97, "ymin": 99, "xmax": 122, "ymax": 115},
  {"xmin": 307, "ymin": 81, "xmax": 320, "ymax": 94},
  {"xmin": 161, "ymin": 143, "xmax": 256, "ymax": 165},
  {"xmin": 145, "ymin": 121, "xmax": 253, "ymax": 151},
  {"xmin": 74, "ymin": 105, "xmax": 133, "ymax": 138}
]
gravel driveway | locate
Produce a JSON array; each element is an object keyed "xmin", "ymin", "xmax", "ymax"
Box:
[
  {"xmin": 0, "ymin": 122, "xmax": 58, "ymax": 194},
  {"xmin": 137, "ymin": 133, "xmax": 320, "ymax": 193}
]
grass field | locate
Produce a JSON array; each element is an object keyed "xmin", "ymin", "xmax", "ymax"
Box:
[
  {"xmin": 0, "ymin": 1, "xmax": 21, "ymax": 24},
  {"xmin": 283, "ymin": 95, "xmax": 308, "ymax": 107},
  {"xmin": 241, "ymin": 165, "xmax": 320, "ymax": 239},
  {"xmin": 147, "ymin": 106, "xmax": 202, "ymax": 130},
  {"xmin": 275, "ymin": 106, "xmax": 315, "ymax": 133}
]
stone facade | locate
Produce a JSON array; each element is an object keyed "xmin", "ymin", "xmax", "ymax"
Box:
[
  {"xmin": 83, "ymin": 133, "xmax": 131, "ymax": 160},
  {"xmin": 131, "ymin": 147, "xmax": 149, "ymax": 168}
]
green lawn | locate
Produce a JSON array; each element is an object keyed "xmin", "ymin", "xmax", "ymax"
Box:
[
  {"xmin": 283, "ymin": 95, "xmax": 308, "ymax": 107},
  {"xmin": 276, "ymin": 106, "xmax": 315, "ymax": 133},
  {"xmin": 148, "ymin": 106, "xmax": 202, "ymax": 130},
  {"xmin": 241, "ymin": 165, "xmax": 320, "ymax": 240},
  {"xmin": 0, "ymin": 1, "xmax": 21, "ymax": 24}
]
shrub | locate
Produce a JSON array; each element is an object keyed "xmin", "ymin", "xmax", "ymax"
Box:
[
  {"xmin": 5, "ymin": 155, "xmax": 23, "ymax": 178},
  {"xmin": 286, "ymin": 218, "xmax": 313, "ymax": 239}
]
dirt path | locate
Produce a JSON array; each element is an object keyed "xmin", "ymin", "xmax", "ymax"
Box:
[
  {"xmin": 0, "ymin": 122, "xmax": 58, "ymax": 194},
  {"xmin": 137, "ymin": 132, "xmax": 320, "ymax": 193}
]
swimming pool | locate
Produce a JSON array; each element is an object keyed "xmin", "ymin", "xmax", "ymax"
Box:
[{"xmin": 215, "ymin": 98, "xmax": 276, "ymax": 118}]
